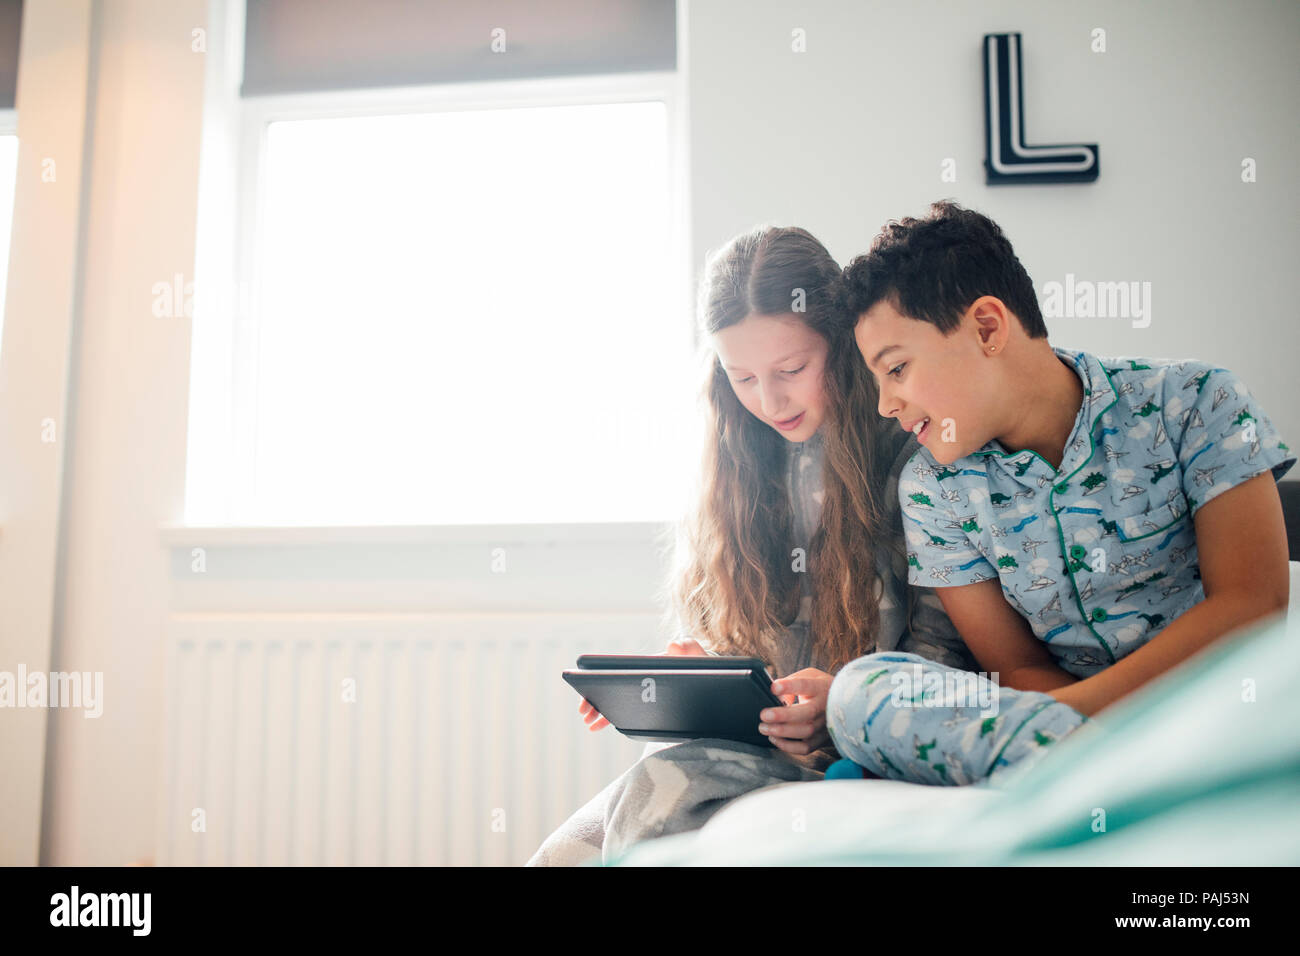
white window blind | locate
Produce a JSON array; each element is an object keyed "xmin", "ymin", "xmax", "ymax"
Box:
[{"xmin": 242, "ymin": 0, "xmax": 675, "ymax": 96}]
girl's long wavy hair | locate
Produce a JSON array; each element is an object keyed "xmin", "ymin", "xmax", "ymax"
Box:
[{"xmin": 664, "ymin": 226, "xmax": 907, "ymax": 676}]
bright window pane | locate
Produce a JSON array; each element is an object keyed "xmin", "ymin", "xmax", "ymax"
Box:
[{"xmin": 248, "ymin": 101, "xmax": 693, "ymax": 525}]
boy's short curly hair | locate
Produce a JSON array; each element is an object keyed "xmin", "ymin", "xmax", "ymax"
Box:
[{"xmin": 837, "ymin": 200, "xmax": 1047, "ymax": 339}]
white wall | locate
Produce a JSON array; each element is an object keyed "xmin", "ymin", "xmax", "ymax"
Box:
[
  {"xmin": 30, "ymin": 0, "xmax": 205, "ymax": 866},
  {"xmin": 0, "ymin": 0, "xmax": 97, "ymax": 868},
  {"xmin": 686, "ymin": 0, "xmax": 1300, "ymax": 442}
]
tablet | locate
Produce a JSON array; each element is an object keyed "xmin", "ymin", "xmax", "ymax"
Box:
[{"xmin": 563, "ymin": 655, "xmax": 784, "ymax": 747}]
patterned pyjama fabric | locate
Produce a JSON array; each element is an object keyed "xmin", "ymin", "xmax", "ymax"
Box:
[
  {"xmin": 826, "ymin": 653, "xmax": 1089, "ymax": 787},
  {"xmin": 525, "ymin": 739, "xmax": 828, "ymax": 866}
]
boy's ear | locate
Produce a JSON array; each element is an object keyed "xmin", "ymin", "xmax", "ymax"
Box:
[{"xmin": 967, "ymin": 296, "xmax": 1012, "ymax": 353}]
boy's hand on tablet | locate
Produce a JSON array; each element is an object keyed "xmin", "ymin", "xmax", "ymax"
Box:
[
  {"xmin": 759, "ymin": 668, "xmax": 834, "ymax": 755},
  {"xmin": 578, "ymin": 637, "xmax": 709, "ymax": 731}
]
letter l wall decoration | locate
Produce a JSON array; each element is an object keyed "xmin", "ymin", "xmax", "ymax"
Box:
[{"xmin": 984, "ymin": 33, "xmax": 1099, "ymax": 184}]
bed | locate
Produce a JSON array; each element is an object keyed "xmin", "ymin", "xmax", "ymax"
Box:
[{"xmin": 599, "ymin": 562, "xmax": 1300, "ymax": 866}]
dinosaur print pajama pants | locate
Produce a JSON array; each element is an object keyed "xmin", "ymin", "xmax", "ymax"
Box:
[{"xmin": 825, "ymin": 653, "xmax": 1089, "ymax": 786}]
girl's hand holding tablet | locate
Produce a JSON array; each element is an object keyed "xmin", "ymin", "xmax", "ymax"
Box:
[
  {"xmin": 577, "ymin": 637, "xmax": 709, "ymax": 732},
  {"xmin": 759, "ymin": 668, "xmax": 834, "ymax": 755}
]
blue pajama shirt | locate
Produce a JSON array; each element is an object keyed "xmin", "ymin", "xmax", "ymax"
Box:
[{"xmin": 827, "ymin": 346, "xmax": 1295, "ymax": 785}]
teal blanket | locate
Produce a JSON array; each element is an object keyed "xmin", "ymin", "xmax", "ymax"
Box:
[{"xmin": 604, "ymin": 610, "xmax": 1300, "ymax": 865}]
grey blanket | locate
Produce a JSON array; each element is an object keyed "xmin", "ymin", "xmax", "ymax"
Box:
[{"xmin": 524, "ymin": 738, "xmax": 832, "ymax": 866}]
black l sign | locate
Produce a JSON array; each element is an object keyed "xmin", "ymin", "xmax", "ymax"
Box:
[{"xmin": 984, "ymin": 33, "xmax": 1099, "ymax": 184}]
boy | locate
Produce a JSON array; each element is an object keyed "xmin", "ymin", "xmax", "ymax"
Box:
[{"xmin": 822, "ymin": 201, "xmax": 1294, "ymax": 785}]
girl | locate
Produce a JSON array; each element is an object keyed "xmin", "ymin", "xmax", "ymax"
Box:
[{"xmin": 526, "ymin": 226, "xmax": 975, "ymax": 866}]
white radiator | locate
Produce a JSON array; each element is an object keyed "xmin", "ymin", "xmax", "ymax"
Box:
[{"xmin": 156, "ymin": 614, "xmax": 653, "ymax": 866}]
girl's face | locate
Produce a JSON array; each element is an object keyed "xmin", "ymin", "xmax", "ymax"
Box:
[{"xmin": 711, "ymin": 312, "xmax": 830, "ymax": 443}]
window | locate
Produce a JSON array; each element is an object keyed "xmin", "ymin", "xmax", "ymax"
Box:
[{"xmin": 188, "ymin": 72, "xmax": 694, "ymax": 526}]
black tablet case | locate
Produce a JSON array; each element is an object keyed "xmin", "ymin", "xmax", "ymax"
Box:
[{"xmin": 563, "ymin": 655, "xmax": 783, "ymax": 747}]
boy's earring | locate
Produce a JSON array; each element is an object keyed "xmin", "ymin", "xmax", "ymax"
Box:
[{"xmin": 989, "ymin": 346, "xmax": 997, "ymax": 353}]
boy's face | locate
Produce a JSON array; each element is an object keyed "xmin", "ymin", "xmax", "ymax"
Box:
[
  {"xmin": 854, "ymin": 299, "xmax": 998, "ymax": 464},
  {"xmin": 711, "ymin": 312, "xmax": 830, "ymax": 443}
]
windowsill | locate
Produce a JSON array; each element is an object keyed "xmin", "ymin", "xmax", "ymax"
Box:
[
  {"xmin": 158, "ymin": 520, "xmax": 671, "ymax": 548},
  {"xmin": 158, "ymin": 520, "xmax": 675, "ymax": 614}
]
